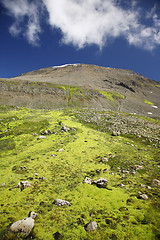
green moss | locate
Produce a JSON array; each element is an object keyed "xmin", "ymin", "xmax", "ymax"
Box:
[
  {"xmin": 99, "ymin": 90, "xmax": 125, "ymax": 101},
  {"xmin": 0, "ymin": 138, "xmax": 16, "ymax": 152},
  {"xmin": 0, "ymin": 106, "xmax": 159, "ymax": 239},
  {"xmin": 144, "ymin": 99, "xmax": 154, "ymax": 105}
]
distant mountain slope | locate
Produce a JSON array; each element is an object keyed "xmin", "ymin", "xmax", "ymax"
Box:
[{"xmin": 0, "ymin": 64, "xmax": 160, "ymax": 118}]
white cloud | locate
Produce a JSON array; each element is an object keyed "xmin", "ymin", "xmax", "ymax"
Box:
[
  {"xmin": 1, "ymin": 0, "xmax": 42, "ymax": 45},
  {"xmin": 2, "ymin": 0, "xmax": 160, "ymax": 50}
]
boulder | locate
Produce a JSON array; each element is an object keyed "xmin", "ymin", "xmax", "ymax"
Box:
[
  {"xmin": 16, "ymin": 181, "xmax": 31, "ymax": 191},
  {"xmin": 93, "ymin": 178, "xmax": 108, "ymax": 188},
  {"xmin": 83, "ymin": 177, "xmax": 93, "ymax": 184},
  {"xmin": 53, "ymin": 199, "xmax": 71, "ymax": 206},
  {"xmin": 85, "ymin": 221, "xmax": 98, "ymax": 231},
  {"xmin": 9, "ymin": 211, "xmax": 38, "ymax": 237}
]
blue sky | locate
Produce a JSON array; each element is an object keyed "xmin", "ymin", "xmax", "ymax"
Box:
[{"xmin": 0, "ymin": 0, "xmax": 160, "ymax": 82}]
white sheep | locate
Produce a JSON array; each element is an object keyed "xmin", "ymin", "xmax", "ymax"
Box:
[{"xmin": 9, "ymin": 211, "xmax": 38, "ymax": 237}]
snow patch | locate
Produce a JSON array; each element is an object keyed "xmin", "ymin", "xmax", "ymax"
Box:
[
  {"xmin": 147, "ymin": 112, "xmax": 152, "ymax": 115},
  {"xmin": 52, "ymin": 64, "xmax": 80, "ymax": 68},
  {"xmin": 152, "ymin": 105, "xmax": 158, "ymax": 109}
]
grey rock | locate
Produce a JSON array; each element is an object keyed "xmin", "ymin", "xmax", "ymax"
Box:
[
  {"xmin": 54, "ymin": 199, "xmax": 71, "ymax": 206},
  {"xmin": 112, "ymin": 131, "xmax": 120, "ymax": 136},
  {"xmin": 39, "ymin": 176, "xmax": 45, "ymax": 181},
  {"xmin": 139, "ymin": 194, "xmax": 148, "ymax": 200},
  {"xmin": 1, "ymin": 183, "xmax": 5, "ymax": 187},
  {"xmin": 85, "ymin": 221, "xmax": 98, "ymax": 231},
  {"xmin": 57, "ymin": 148, "xmax": 64, "ymax": 152},
  {"xmin": 41, "ymin": 129, "xmax": 52, "ymax": 135},
  {"xmin": 9, "ymin": 211, "xmax": 38, "ymax": 237},
  {"xmin": 33, "ymin": 133, "xmax": 38, "ymax": 136},
  {"xmin": 152, "ymin": 179, "xmax": 160, "ymax": 187},
  {"xmin": 83, "ymin": 177, "xmax": 93, "ymax": 184},
  {"xmin": 118, "ymin": 183, "xmax": 125, "ymax": 188},
  {"xmin": 93, "ymin": 178, "xmax": 108, "ymax": 188},
  {"xmin": 101, "ymin": 157, "xmax": 109, "ymax": 163},
  {"xmin": 16, "ymin": 181, "xmax": 31, "ymax": 191},
  {"xmin": 61, "ymin": 126, "xmax": 70, "ymax": 132},
  {"xmin": 37, "ymin": 136, "xmax": 46, "ymax": 140}
]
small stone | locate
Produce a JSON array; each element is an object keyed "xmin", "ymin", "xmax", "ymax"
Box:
[
  {"xmin": 112, "ymin": 131, "xmax": 120, "ymax": 136},
  {"xmin": 118, "ymin": 183, "xmax": 125, "ymax": 188},
  {"xmin": 37, "ymin": 136, "xmax": 46, "ymax": 140},
  {"xmin": 140, "ymin": 184, "xmax": 146, "ymax": 188},
  {"xmin": 147, "ymin": 186, "xmax": 152, "ymax": 190},
  {"xmin": 33, "ymin": 133, "xmax": 38, "ymax": 136},
  {"xmin": 131, "ymin": 170, "xmax": 136, "ymax": 175},
  {"xmin": 119, "ymin": 207, "xmax": 128, "ymax": 211},
  {"xmin": 16, "ymin": 181, "xmax": 31, "ymax": 191},
  {"xmin": 54, "ymin": 199, "xmax": 71, "ymax": 206},
  {"xmin": 1, "ymin": 183, "xmax": 5, "ymax": 187},
  {"xmin": 152, "ymin": 179, "xmax": 160, "ymax": 187},
  {"xmin": 133, "ymin": 165, "xmax": 145, "ymax": 170},
  {"xmin": 103, "ymin": 168, "xmax": 109, "ymax": 172},
  {"xmin": 93, "ymin": 178, "xmax": 108, "ymax": 188},
  {"xmin": 57, "ymin": 148, "xmax": 64, "ymax": 152},
  {"xmin": 85, "ymin": 221, "xmax": 98, "ymax": 231},
  {"xmin": 83, "ymin": 177, "xmax": 93, "ymax": 184},
  {"xmin": 101, "ymin": 157, "xmax": 109, "ymax": 163},
  {"xmin": 39, "ymin": 176, "xmax": 45, "ymax": 181},
  {"xmin": 139, "ymin": 194, "xmax": 148, "ymax": 200},
  {"xmin": 61, "ymin": 126, "xmax": 70, "ymax": 132}
]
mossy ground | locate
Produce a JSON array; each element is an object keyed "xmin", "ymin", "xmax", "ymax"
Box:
[
  {"xmin": 0, "ymin": 106, "xmax": 160, "ymax": 239},
  {"xmin": 144, "ymin": 99, "xmax": 154, "ymax": 105}
]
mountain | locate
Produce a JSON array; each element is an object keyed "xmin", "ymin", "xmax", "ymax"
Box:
[
  {"xmin": 0, "ymin": 64, "xmax": 160, "ymax": 118},
  {"xmin": 0, "ymin": 65, "xmax": 160, "ymax": 239}
]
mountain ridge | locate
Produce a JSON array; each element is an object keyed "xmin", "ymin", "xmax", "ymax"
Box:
[{"xmin": 0, "ymin": 64, "xmax": 160, "ymax": 118}]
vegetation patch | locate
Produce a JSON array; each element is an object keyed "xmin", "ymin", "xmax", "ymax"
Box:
[
  {"xmin": 144, "ymin": 99, "xmax": 154, "ymax": 105},
  {"xmin": 99, "ymin": 90, "xmax": 125, "ymax": 101},
  {"xmin": 0, "ymin": 105, "xmax": 159, "ymax": 239}
]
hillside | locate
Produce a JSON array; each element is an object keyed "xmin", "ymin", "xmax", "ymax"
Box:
[
  {"xmin": 0, "ymin": 64, "xmax": 160, "ymax": 239},
  {"xmin": 0, "ymin": 64, "xmax": 160, "ymax": 118},
  {"xmin": 0, "ymin": 106, "xmax": 160, "ymax": 240}
]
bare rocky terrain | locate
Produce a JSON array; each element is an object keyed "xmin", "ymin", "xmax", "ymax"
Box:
[{"xmin": 0, "ymin": 64, "xmax": 160, "ymax": 118}]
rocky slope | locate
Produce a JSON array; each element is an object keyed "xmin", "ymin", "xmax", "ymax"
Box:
[{"xmin": 0, "ymin": 64, "xmax": 160, "ymax": 118}]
